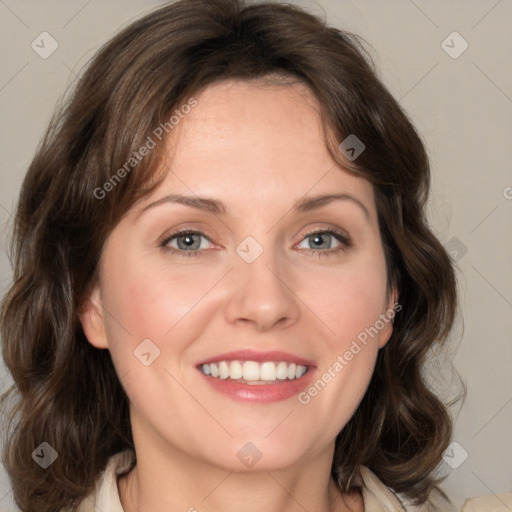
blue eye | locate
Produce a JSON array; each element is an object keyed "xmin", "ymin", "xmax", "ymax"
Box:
[
  {"xmin": 296, "ymin": 229, "xmax": 351, "ymax": 257},
  {"xmin": 159, "ymin": 228, "xmax": 351, "ymax": 258},
  {"xmin": 298, "ymin": 232, "xmax": 338, "ymax": 250},
  {"xmin": 160, "ymin": 231, "xmax": 212, "ymax": 257}
]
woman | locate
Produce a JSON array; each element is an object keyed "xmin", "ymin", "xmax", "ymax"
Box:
[{"xmin": 1, "ymin": 0, "xmax": 464, "ymax": 510}]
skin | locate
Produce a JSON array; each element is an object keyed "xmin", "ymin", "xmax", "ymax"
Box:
[{"xmin": 80, "ymin": 79, "xmax": 398, "ymax": 512}]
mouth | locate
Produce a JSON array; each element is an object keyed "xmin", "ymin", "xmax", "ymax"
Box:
[
  {"xmin": 195, "ymin": 349, "xmax": 316, "ymax": 403},
  {"xmin": 198, "ymin": 360, "xmax": 309, "ymax": 385}
]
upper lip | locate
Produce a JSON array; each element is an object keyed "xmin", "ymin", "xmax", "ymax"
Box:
[{"xmin": 196, "ymin": 349, "xmax": 315, "ymax": 367}]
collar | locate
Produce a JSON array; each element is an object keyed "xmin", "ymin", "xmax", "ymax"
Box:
[{"xmin": 77, "ymin": 449, "xmax": 448, "ymax": 512}]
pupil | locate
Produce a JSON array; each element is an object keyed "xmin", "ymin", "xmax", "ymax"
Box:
[
  {"xmin": 179, "ymin": 234, "xmax": 198, "ymax": 249},
  {"xmin": 311, "ymin": 233, "xmax": 329, "ymax": 249}
]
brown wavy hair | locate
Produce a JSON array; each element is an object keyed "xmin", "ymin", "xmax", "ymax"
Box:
[{"xmin": 1, "ymin": 0, "xmax": 463, "ymax": 510}]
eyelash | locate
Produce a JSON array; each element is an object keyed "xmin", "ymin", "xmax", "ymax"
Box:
[{"xmin": 158, "ymin": 228, "xmax": 352, "ymax": 258}]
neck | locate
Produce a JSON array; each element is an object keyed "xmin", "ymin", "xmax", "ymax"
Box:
[{"xmin": 117, "ymin": 443, "xmax": 363, "ymax": 512}]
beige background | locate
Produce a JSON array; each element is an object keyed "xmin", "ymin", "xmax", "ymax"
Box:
[{"xmin": 1, "ymin": 0, "xmax": 511, "ymax": 510}]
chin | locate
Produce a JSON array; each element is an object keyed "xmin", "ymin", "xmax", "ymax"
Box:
[{"xmin": 194, "ymin": 437, "xmax": 311, "ymax": 473}]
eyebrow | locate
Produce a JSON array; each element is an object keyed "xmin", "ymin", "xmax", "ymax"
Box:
[
  {"xmin": 141, "ymin": 192, "xmax": 370, "ymax": 220},
  {"xmin": 141, "ymin": 194, "xmax": 226, "ymax": 215},
  {"xmin": 295, "ymin": 193, "xmax": 370, "ymax": 219}
]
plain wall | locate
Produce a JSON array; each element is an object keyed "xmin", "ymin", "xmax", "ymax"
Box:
[{"xmin": 1, "ymin": 1, "xmax": 511, "ymax": 510}]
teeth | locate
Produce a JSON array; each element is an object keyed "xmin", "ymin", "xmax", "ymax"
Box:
[
  {"xmin": 229, "ymin": 360, "xmax": 243, "ymax": 379},
  {"xmin": 276, "ymin": 361, "xmax": 288, "ymax": 379},
  {"xmin": 210, "ymin": 363, "xmax": 219, "ymax": 378},
  {"xmin": 219, "ymin": 361, "xmax": 230, "ymax": 379},
  {"xmin": 200, "ymin": 360, "xmax": 308, "ymax": 382},
  {"xmin": 260, "ymin": 362, "xmax": 276, "ymax": 381},
  {"xmin": 243, "ymin": 361, "xmax": 260, "ymax": 380}
]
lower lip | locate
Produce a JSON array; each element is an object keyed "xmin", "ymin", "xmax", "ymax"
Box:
[{"xmin": 197, "ymin": 367, "xmax": 316, "ymax": 403}]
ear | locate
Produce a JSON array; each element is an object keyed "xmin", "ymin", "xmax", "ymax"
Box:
[
  {"xmin": 378, "ymin": 286, "xmax": 399, "ymax": 349},
  {"xmin": 78, "ymin": 283, "xmax": 109, "ymax": 349}
]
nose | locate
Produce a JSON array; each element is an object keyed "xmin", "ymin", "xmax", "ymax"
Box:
[{"xmin": 224, "ymin": 251, "xmax": 300, "ymax": 332}]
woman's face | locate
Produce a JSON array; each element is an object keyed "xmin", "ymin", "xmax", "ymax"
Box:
[{"xmin": 81, "ymin": 79, "xmax": 397, "ymax": 472}]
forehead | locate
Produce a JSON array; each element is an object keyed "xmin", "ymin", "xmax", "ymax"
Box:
[
  {"xmin": 168, "ymin": 78, "xmax": 322, "ymax": 154},
  {"xmin": 137, "ymin": 79, "xmax": 376, "ymax": 219}
]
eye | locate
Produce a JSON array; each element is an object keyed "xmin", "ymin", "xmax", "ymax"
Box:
[
  {"xmin": 296, "ymin": 229, "xmax": 351, "ymax": 256},
  {"xmin": 159, "ymin": 230, "xmax": 213, "ymax": 257},
  {"xmin": 158, "ymin": 227, "xmax": 351, "ymax": 258}
]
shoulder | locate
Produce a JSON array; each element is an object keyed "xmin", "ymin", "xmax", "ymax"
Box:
[
  {"xmin": 360, "ymin": 466, "xmax": 457, "ymax": 512},
  {"xmin": 73, "ymin": 449, "xmax": 135, "ymax": 512},
  {"xmin": 461, "ymin": 493, "xmax": 512, "ymax": 511},
  {"xmin": 68, "ymin": 455, "xmax": 463, "ymax": 512}
]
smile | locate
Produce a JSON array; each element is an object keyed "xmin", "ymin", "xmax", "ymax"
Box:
[{"xmin": 199, "ymin": 360, "xmax": 309, "ymax": 384}]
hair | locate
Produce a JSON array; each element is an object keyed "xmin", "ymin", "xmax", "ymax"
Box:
[{"xmin": 0, "ymin": 0, "xmax": 463, "ymax": 510}]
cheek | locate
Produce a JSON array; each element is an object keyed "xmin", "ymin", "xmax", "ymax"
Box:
[
  {"xmin": 102, "ymin": 250, "xmax": 190, "ymax": 331},
  {"xmin": 296, "ymin": 262, "xmax": 388, "ymax": 437},
  {"xmin": 295, "ymin": 251, "xmax": 388, "ymax": 430},
  {"xmin": 97, "ymin": 256, "xmax": 217, "ymax": 403},
  {"xmin": 299, "ymin": 254, "xmax": 388, "ymax": 349}
]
